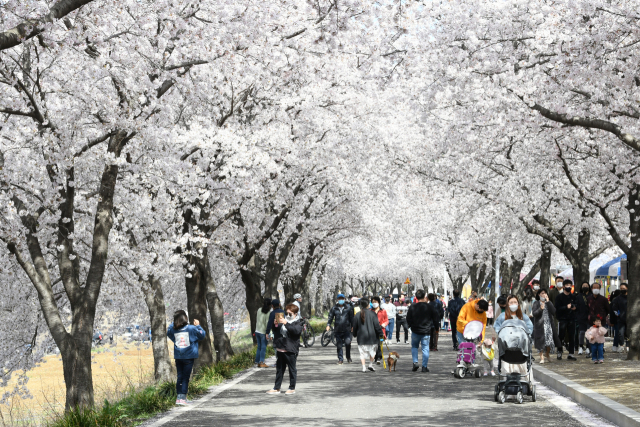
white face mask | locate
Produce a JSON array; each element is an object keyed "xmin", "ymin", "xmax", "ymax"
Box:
[
  {"xmin": 533, "ymin": 286, "xmax": 540, "ymax": 291},
  {"xmin": 372, "ymin": 303, "xmax": 379, "ymax": 308},
  {"xmin": 540, "ymin": 296, "xmax": 547, "ymax": 302},
  {"xmin": 509, "ymin": 304, "xmax": 518, "ymax": 312},
  {"xmin": 286, "ymin": 314, "xmax": 295, "ymax": 322},
  {"xmin": 556, "ymin": 282, "xmax": 563, "ymax": 289},
  {"xmin": 592, "ymin": 289, "xmax": 600, "ymax": 295}
]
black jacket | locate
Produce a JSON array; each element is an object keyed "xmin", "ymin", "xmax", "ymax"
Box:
[
  {"xmin": 327, "ymin": 304, "xmax": 354, "ymax": 333},
  {"xmin": 407, "ymin": 302, "xmax": 439, "ymax": 335},
  {"xmin": 447, "ymin": 297, "xmax": 465, "ymax": 319},
  {"xmin": 555, "ymin": 292, "xmax": 577, "ymax": 321},
  {"xmin": 428, "ymin": 300, "xmax": 444, "ymax": 322},
  {"xmin": 352, "ymin": 309, "xmax": 383, "ymax": 345},
  {"xmin": 266, "ymin": 308, "xmax": 284, "ymax": 335},
  {"xmin": 273, "ymin": 318, "xmax": 303, "ymax": 354},
  {"xmin": 575, "ymin": 291, "xmax": 590, "ymax": 327},
  {"xmin": 612, "ymin": 294, "xmax": 628, "ymax": 325}
]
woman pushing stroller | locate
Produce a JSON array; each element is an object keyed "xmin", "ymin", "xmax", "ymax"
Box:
[{"xmin": 494, "ymin": 295, "xmax": 533, "ymax": 382}]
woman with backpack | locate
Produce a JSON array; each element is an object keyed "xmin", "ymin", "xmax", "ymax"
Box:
[{"xmin": 167, "ymin": 310, "xmax": 206, "ymax": 406}]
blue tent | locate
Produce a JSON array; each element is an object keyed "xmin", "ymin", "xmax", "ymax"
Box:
[{"xmin": 595, "ymin": 254, "xmax": 627, "ymax": 277}]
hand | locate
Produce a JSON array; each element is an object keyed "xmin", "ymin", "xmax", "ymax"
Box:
[
  {"xmin": 571, "ymin": 306, "xmax": 576, "ymax": 310},
  {"xmin": 193, "ymin": 319, "xmax": 200, "ymax": 326},
  {"xmin": 567, "ymin": 304, "xmax": 572, "ymax": 309},
  {"xmin": 326, "ymin": 326, "xmax": 331, "ymax": 331},
  {"xmin": 279, "ymin": 317, "xmax": 288, "ymax": 325},
  {"xmin": 540, "ymin": 302, "xmax": 545, "ymax": 309}
]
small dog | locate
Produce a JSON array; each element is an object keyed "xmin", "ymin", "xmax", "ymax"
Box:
[{"xmin": 387, "ymin": 352, "xmax": 400, "ymax": 372}]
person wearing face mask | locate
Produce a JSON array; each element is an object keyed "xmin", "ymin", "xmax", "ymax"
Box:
[
  {"xmin": 549, "ymin": 276, "xmax": 564, "ymax": 306},
  {"xmin": 371, "ymin": 296, "xmax": 389, "ymax": 364},
  {"xmin": 496, "ymin": 294, "xmax": 508, "ymax": 314},
  {"xmin": 611, "ymin": 283, "xmax": 629, "ymax": 352},
  {"xmin": 381, "ymin": 297, "xmax": 397, "ymax": 344},
  {"xmin": 574, "ymin": 282, "xmax": 591, "ymax": 356},
  {"xmin": 532, "ymin": 289, "xmax": 560, "ymax": 363},
  {"xmin": 554, "ymin": 279, "xmax": 578, "ymax": 360},
  {"xmin": 267, "ymin": 304, "xmax": 303, "ymax": 395},
  {"xmin": 327, "ymin": 294, "xmax": 354, "ymax": 365},
  {"xmin": 587, "ymin": 283, "xmax": 610, "ymax": 331},
  {"xmin": 532, "ymin": 280, "xmax": 541, "ymax": 293},
  {"xmin": 493, "ymin": 295, "xmax": 533, "ymax": 335}
]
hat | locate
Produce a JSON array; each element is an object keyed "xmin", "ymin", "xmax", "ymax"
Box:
[
  {"xmin": 483, "ymin": 338, "xmax": 493, "ymax": 346},
  {"xmin": 337, "ymin": 293, "xmax": 345, "ymax": 298},
  {"xmin": 271, "ymin": 299, "xmax": 281, "ymax": 307}
]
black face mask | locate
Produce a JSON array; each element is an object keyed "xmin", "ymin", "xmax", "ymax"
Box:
[
  {"xmin": 621, "ymin": 289, "xmax": 628, "ymax": 295},
  {"xmin": 564, "ymin": 287, "xmax": 572, "ymax": 293},
  {"xmin": 582, "ymin": 287, "xmax": 589, "ymax": 293}
]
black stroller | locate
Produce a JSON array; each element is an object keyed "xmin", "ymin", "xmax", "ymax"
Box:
[{"xmin": 494, "ymin": 319, "xmax": 536, "ymax": 404}]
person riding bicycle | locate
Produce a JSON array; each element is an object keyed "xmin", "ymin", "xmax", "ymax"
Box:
[{"xmin": 327, "ymin": 293, "xmax": 354, "ymax": 364}]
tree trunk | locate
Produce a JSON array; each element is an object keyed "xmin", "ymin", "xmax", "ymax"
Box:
[
  {"xmin": 540, "ymin": 240, "xmax": 552, "ymax": 290},
  {"xmin": 571, "ymin": 229, "xmax": 591, "ymax": 287},
  {"xmin": 314, "ymin": 264, "xmax": 326, "ymax": 317},
  {"xmin": 143, "ymin": 276, "xmax": 173, "ymax": 382},
  {"xmin": 626, "ymin": 187, "xmax": 640, "ymax": 360},
  {"xmin": 240, "ymin": 254, "xmax": 263, "ymax": 345},
  {"xmin": 283, "ymin": 276, "xmax": 294, "ymax": 306},
  {"xmin": 185, "ymin": 249, "xmax": 215, "ymax": 371},
  {"xmin": 205, "ymin": 273, "xmax": 234, "ymax": 362},
  {"xmin": 60, "ymin": 325, "xmax": 94, "ymax": 409}
]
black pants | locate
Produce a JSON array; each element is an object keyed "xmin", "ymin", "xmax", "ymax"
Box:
[
  {"xmin": 334, "ymin": 330, "xmax": 352, "ymax": 361},
  {"xmin": 396, "ymin": 317, "xmax": 408, "ymax": 342},
  {"xmin": 274, "ymin": 351, "xmax": 297, "ymax": 390},
  {"xmin": 451, "ymin": 316, "xmax": 458, "ymax": 348},
  {"xmin": 558, "ymin": 320, "xmax": 575, "ymax": 354}
]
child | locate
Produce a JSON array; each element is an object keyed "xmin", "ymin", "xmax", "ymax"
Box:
[
  {"xmin": 585, "ymin": 317, "xmax": 607, "ymax": 364},
  {"xmin": 167, "ymin": 310, "xmax": 206, "ymax": 405},
  {"xmin": 480, "ymin": 338, "xmax": 496, "ymax": 376}
]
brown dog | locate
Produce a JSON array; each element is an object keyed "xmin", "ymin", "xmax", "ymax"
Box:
[{"xmin": 387, "ymin": 352, "xmax": 400, "ymax": 372}]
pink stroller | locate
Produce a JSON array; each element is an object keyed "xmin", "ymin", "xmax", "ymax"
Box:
[{"xmin": 453, "ymin": 321, "xmax": 484, "ymax": 379}]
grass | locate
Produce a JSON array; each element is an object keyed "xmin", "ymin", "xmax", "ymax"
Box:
[{"xmin": 47, "ymin": 346, "xmax": 276, "ymax": 427}]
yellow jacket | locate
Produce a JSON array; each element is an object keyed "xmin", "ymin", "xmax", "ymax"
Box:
[{"xmin": 456, "ymin": 301, "xmax": 487, "ymax": 339}]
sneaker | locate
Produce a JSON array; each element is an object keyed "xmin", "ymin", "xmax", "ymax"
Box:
[
  {"xmin": 176, "ymin": 399, "xmax": 186, "ymax": 406},
  {"xmin": 337, "ymin": 361, "xmax": 343, "ymax": 365},
  {"xmin": 422, "ymin": 367, "xmax": 430, "ymax": 372},
  {"xmin": 567, "ymin": 354, "xmax": 577, "ymax": 361},
  {"xmin": 362, "ymin": 366, "xmax": 367, "ymax": 372},
  {"xmin": 585, "ymin": 351, "xmax": 591, "ymax": 359},
  {"xmin": 368, "ymin": 365, "xmax": 376, "ymax": 372},
  {"xmin": 612, "ymin": 346, "xmax": 618, "ymax": 352},
  {"xmin": 557, "ymin": 352, "xmax": 562, "ymax": 360},
  {"xmin": 599, "ymin": 360, "xmax": 604, "ymax": 364},
  {"xmin": 620, "ymin": 347, "xmax": 626, "ymax": 353},
  {"xmin": 285, "ymin": 390, "xmax": 296, "ymax": 395},
  {"xmin": 376, "ymin": 361, "xmax": 381, "ymax": 365},
  {"xmin": 397, "ymin": 341, "xmax": 400, "ymax": 344},
  {"xmin": 266, "ymin": 389, "xmax": 281, "ymax": 395},
  {"xmin": 347, "ymin": 358, "xmax": 353, "ymax": 363},
  {"xmin": 593, "ymin": 360, "xmax": 599, "ymax": 364},
  {"xmin": 483, "ymin": 373, "xmax": 488, "ymax": 376},
  {"xmin": 491, "ymin": 371, "xmax": 496, "ymax": 376},
  {"xmin": 412, "ymin": 363, "xmax": 419, "ymax": 372},
  {"xmin": 258, "ymin": 362, "xmax": 269, "ymax": 368},
  {"xmin": 578, "ymin": 348, "xmax": 583, "ymax": 355}
]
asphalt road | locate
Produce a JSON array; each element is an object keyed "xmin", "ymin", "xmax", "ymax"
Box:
[{"xmin": 153, "ymin": 334, "xmax": 615, "ymax": 427}]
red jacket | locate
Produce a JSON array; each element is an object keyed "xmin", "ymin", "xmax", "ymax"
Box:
[{"xmin": 373, "ymin": 308, "xmax": 389, "ymax": 338}]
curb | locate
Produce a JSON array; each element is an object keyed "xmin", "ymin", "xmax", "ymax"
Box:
[{"xmin": 533, "ymin": 365, "xmax": 640, "ymax": 427}]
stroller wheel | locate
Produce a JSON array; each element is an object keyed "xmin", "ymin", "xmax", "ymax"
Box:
[
  {"xmin": 498, "ymin": 391, "xmax": 506, "ymax": 404},
  {"xmin": 456, "ymin": 367, "xmax": 465, "ymax": 379},
  {"xmin": 532, "ymin": 385, "xmax": 537, "ymax": 402},
  {"xmin": 474, "ymin": 369, "xmax": 481, "ymax": 378},
  {"xmin": 516, "ymin": 392, "xmax": 524, "ymax": 404}
]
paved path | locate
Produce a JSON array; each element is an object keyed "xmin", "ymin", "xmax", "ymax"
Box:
[{"xmin": 152, "ymin": 337, "xmax": 616, "ymax": 427}]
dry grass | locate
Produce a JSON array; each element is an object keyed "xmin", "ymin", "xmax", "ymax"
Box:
[{"xmin": 0, "ymin": 342, "xmax": 159, "ymax": 426}]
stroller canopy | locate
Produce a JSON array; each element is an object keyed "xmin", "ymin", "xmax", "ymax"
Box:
[{"xmin": 497, "ymin": 319, "xmax": 531, "ymax": 361}]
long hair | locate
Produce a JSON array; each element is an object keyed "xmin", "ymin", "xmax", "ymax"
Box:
[
  {"xmin": 504, "ymin": 295, "xmax": 523, "ymax": 320},
  {"xmin": 261, "ymin": 297, "xmax": 272, "ymax": 314},
  {"xmin": 359, "ymin": 298, "xmax": 369, "ymax": 324},
  {"xmin": 173, "ymin": 310, "xmax": 189, "ymax": 330}
]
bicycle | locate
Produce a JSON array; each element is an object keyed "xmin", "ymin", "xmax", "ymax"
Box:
[
  {"xmin": 321, "ymin": 326, "xmax": 338, "ymax": 347},
  {"xmin": 301, "ymin": 317, "xmax": 315, "ymax": 348}
]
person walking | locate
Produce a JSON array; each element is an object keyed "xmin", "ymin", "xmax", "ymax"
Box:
[
  {"xmin": 326, "ymin": 293, "xmax": 355, "ymax": 365},
  {"xmin": 554, "ymin": 279, "xmax": 578, "ymax": 361},
  {"xmin": 427, "ymin": 293, "xmax": 443, "ymax": 351},
  {"xmin": 267, "ymin": 304, "xmax": 303, "ymax": 395},
  {"xmin": 532, "ymin": 289, "xmax": 559, "ymax": 363},
  {"xmin": 292, "ymin": 293, "xmax": 303, "ymax": 312},
  {"xmin": 407, "ymin": 290, "xmax": 439, "ymax": 372},
  {"xmin": 167, "ymin": 310, "xmax": 206, "ymax": 406},
  {"xmin": 493, "ymin": 295, "xmax": 534, "ymax": 382},
  {"xmin": 352, "ymin": 298, "xmax": 384, "ymax": 372},
  {"xmin": 611, "ymin": 282, "xmax": 629, "ymax": 352},
  {"xmin": 574, "ymin": 282, "xmax": 591, "ymax": 356},
  {"xmin": 396, "ymin": 299, "xmax": 410, "ymax": 344},
  {"xmin": 381, "ymin": 297, "xmax": 396, "ymax": 343},
  {"xmin": 447, "ymin": 289, "xmax": 465, "ymax": 350},
  {"xmin": 255, "ymin": 297, "xmax": 272, "ymax": 368},
  {"xmin": 372, "ymin": 296, "xmax": 389, "ymax": 364},
  {"xmin": 486, "ymin": 302, "xmax": 494, "ymax": 326}
]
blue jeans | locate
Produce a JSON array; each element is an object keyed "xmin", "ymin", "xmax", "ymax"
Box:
[
  {"xmin": 411, "ymin": 333, "xmax": 430, "ymax": 367},
  {"xmin": 386, "ymin": 318, "xmax": 395, "ymax": 341},
  {"xmin": 457, "ymin": 331, "xmax": 466, "ymax": 346},
  {"xmin": 591, "ymin": 343, "xmax": 604, "ymax": 361},
  {"xmin": 255, "ymin": 332, "xmax": 267, "ymax": 363},
  {"xmin": 175, "ymin": 358, "xmax": 195, "ymax": 398}
]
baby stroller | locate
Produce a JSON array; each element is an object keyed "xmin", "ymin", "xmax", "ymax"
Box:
[
  {"xmin": 494, "ymin": 319, "xmax": 536, "ymax": 404},
  {"xmin": 453, "ymin": 321, "xmax": 484, "ymax": 379}
]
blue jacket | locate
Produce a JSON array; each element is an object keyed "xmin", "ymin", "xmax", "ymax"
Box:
[
  {"xmin": 167, "ymin": 324, "xmax": 206, "ymax": 360},
  {"xmin": 447, "ymin": 297, "xmax": 465, "ymax": 319},
  {"xmin": 494, "ymin": 313, "xmax": 533, "ymax": 335},
  {"xmin": 266, "ymin": 308, "xmax": 284, "ymax": 335}
]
